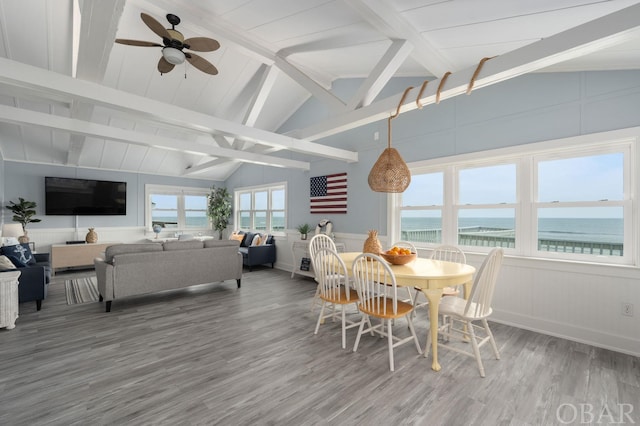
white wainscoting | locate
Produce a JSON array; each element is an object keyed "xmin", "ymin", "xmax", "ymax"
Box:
[
  {"xmin": 280, "ymin": 231, "xmax": 639, "ymax": 357},
  {"xmin": 28, "ymin": 228, "xmax": 639, "ymax": 356}
]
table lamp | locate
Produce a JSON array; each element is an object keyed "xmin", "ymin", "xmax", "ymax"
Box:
[{"xmin": 1, "ymin": 223, "xmax": 24, "ymax": 244}]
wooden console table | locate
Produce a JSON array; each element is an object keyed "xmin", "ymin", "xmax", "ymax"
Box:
[
  {"xmin": 291, "ymin": 240, "xmax": 345, "ymax": 279},
  {"xmin": 0, "ymin": 270, "xmax": 21, "ymax": 330},
  {"xmin": 51, "ymin": 242, "xmax": 118, "ymax": 274}
]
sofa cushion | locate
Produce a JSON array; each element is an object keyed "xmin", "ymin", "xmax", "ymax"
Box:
[
  {"xmin": 1, "ymin": 243, "xmax": 36, "ymax": 265},
  {"xmin": 0, "ymin": 255, "xmax": 16, "ymax": 270},
  {"xmin": 163, "ymin": 240, "xmax": 204, "ymax": 251},
  {"xmin": 105, "ymin": 243, "xmax": 163, "ymax": 263}
]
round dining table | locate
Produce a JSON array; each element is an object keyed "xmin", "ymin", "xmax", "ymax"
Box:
[{"xmin": 338, "ymin": 252, "xmax": 476, "ymax": 372}]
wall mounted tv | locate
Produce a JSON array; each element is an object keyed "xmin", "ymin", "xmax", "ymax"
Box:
[{"xmin": 45, "ymin": 177, "xmax": 127, "ymax": 215}]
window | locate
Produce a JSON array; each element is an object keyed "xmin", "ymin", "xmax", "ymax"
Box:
[
  {"xmin": 391, "ymin": 133, "xmax": 634, "ymax": 265},
  {"xmin": 534, "ymin": 151, "xmax": 627, "ymax": 258},
  {"xmin": 235, "ymin": 183, "xmax": 286, "ymax": 233},
  {"xmin": 399, "ymin": 172, "xmax": 444, "ymax": 244},
  {"xmin": 145, "ymin": 185, "xmax": 209, "ymax": 231},
  {"xmin": 457, "ymin": 163, "xmax": 517, "ymax": 249}
]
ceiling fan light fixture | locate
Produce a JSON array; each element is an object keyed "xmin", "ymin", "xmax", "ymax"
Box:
[{"xmin": 162, "ymin": 47, "xmax": 185, "ymax": 65}]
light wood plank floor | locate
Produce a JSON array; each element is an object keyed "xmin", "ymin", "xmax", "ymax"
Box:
[{"xmin": 1, "ymin": 267, "xmax": 638, "ymax": 425}]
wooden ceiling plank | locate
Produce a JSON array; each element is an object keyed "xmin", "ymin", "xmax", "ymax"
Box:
[{"xmin": 297, "ymin": 2, "xmax": 640, "ymax": 141}]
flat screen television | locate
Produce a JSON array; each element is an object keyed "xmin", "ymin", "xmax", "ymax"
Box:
[{"xmin": 45, "ymin": 177, "xmax": 127, "ymax": 215}]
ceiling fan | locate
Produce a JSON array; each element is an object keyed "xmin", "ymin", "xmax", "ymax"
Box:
[{"xmin": 116, "ymin": 12, "xmax": 220, "ymax": 76}]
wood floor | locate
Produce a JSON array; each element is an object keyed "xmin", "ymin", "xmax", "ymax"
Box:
[{"xmin": 1, "ymin": 267, "xmax": 638, "ymax": 425}]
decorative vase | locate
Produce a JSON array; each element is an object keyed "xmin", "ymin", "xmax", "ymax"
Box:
[
  {"xmin": 85, "ymin": 228, "xmax": 98, "ymax": 243},
  {"xmin": 18, "ymin": 230, "xmax": 29, "ymax": 244},
  {"xmin": 301, "ymin": 233, "xmax": 308, "ymax": 240},
  {"xmin": 152, "ymin": 224, "xmax": 162, "ymax": 239},
  {"xmin": 363, "ymin": 229, "xmax": 382, "ymax": 254}
]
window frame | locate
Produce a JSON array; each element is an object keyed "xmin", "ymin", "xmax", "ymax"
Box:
[
  {"xmin": 145, "ymin": 184, "xmax": 210, "ymax": 232},
  {"xmin": 390, "ymin": 130, "xmax": 636, "ymax": 266},
  {"xmin": 234, "ymin": 182, "xmax": 287, "ymax": 234}
]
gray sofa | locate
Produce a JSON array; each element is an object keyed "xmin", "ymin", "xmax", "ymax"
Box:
[{"xmin": 94, "ymin": 239, "xmax": 242, "ymax": 312}]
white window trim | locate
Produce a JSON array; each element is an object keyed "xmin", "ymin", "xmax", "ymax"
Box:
[
  {"xmin": 234, "ymin": 182, "xmax": 287, "ymax": 235},
  {"xmin": 389, "ymin": 126, "xmax": 639, "ymax": 266},
  {"xmin": 145, "ymin": 184, "xmax": 210, "ymax": 232}
]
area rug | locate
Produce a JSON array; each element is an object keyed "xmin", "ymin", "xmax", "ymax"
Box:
[{"xmin": 65, "ymin": 276, "xmax": 100, "ymax": 305}]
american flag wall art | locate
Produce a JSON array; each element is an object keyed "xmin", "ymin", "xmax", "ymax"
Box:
[{"xmin": 310, "ymin": 172, "xmax": 348, "ymax": 214}]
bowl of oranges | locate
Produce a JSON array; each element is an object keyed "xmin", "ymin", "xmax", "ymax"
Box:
[{"xmin": 380, "ymin": 246, "xmax": 417, "ymax": 265}]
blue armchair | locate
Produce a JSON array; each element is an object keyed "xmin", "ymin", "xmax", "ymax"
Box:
[
  {"xmin": 236, "ymin": 232, "xmax": 276, "ymax": 271},
  {"xmin": 0, "ymin": 245, "xmax": 51, "ymax": 311}
]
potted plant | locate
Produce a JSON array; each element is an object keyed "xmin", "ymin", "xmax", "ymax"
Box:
[
  {"xmin": 296, "ymin": 223, "xmax": 311, "ymax": 240},
  {"xmin": 5, "ymin": 197, "xmax": 41, "ymax": 243},
  {"xmin": 207, "ymin": 186, "xmax": 232, "ymax": 240}
]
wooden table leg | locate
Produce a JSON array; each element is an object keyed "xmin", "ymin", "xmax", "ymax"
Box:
[{"xmin": 423, "ymin": 288, "xmax": 443, "ymax": 371}]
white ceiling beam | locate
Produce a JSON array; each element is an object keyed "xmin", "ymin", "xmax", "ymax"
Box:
[
  {"xmin": 297, "ymin": 3, "xmax": 640, "ymax": 141},
  {"xmin": 183, "ymin": 158, "xmax": 228, "ymax": 176},
  {"xmin": 67, "ymin": 0, "xmax": 126, "ymax": 165},
  {"xmin": 0, "ymin": 104, "xmax": 310, "ymax": 170},
  {"xmin": 233, "ymin": 64, "xmax": 279, "ymax": 150},
  {"xmin": 346, "ymin": 39, "xmax": 413, "ymax": 110},
  {"xmin": 344, "ymin": 0, "xmax": 453, "ymax": 77},
  {"xmin": 273, "ymin": 55, "xmax": 345, "ymax": 111},
  {"xmin": 245, "ymin": 65, "xmax": 279, "ymax": 127},
  {"xmin": 188, "ymin": 65, "xmax": 280, "ymax": 173},
  {"xmin": 0, "ymin": 57, "xmax": 358, "ymax": 163}
]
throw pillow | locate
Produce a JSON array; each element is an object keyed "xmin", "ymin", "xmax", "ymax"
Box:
[
  {"xmin": 0, "ymin": 243, "xmax": 35, "ymax": 265},
  {"xmin": 251, "ymin": 234, "xmax": 262, "ymax": 246},
  {"xmin": 0, "ymin": 255, "xmax": 16, "ymax": 271},
  {"xmin": 242, "ymin": 232, "xmax": 255, "ymax": 248},
  {"xmin": 6, "ymin": 255, "xmax": 27, "ymax": 268},
  {"xmin": 230, "ymin": 233, "xmax": 244, "ymax": 243}
]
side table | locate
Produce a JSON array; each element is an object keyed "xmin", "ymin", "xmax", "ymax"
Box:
[
  {"xmin": 291, "ymin": 240, "xmax": 345, "ymax": 279},
  {"xmin": 0, "ymin": 270, "xmax": 21, "ymax": 330}
]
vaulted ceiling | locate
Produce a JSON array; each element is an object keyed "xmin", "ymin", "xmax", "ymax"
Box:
[{"xmin": 0, "ymin": 0, "xmax": 639, "ymax": 180}]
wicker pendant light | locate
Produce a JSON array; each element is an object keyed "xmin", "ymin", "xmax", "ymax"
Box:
[{"xmin": 368, "ymin": 87, "xmax": 413, "ymax": 193}]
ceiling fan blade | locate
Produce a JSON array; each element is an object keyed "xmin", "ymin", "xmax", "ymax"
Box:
[
  {"xmin": 186, "ymin": 52, "xmax": 218, "ymax": 75},
  {"xmin": 183, "ymin": 37, "xmax": 220, "ymax": 52},
  {"xmin": 115, "ymin": 39, "xmax": 162, "ymax": 47},
  {"xmin": 141, "ymin": 12, "xmax": 171, "ymax": 40},
  {"xmin": 158, "ymin": 57, "xmax": 175, "ymax": 74}
]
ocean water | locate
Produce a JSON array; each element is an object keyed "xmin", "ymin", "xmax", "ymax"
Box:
[{"xmin": 401, "ymin": 217, "xmax": 623, "ymax": 244}]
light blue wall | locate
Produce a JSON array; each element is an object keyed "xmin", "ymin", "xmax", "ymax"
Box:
[
  {"xmin": 2, "ymin": 162, "xmax": 219, "ymax": 229},
  {"xmin": 226, "ymin": 70, "xmax": 640, "ymax": 235},
  {"xmin": 3, "ymin": 71, "xmax": 640, "ymax": 235}
]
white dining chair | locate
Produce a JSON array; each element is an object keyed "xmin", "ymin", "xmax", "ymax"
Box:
[
  {"xmin": 313, "ymin": 247, "xmax": 362, "ymax": 349},
  {"xmin": 426, "ymin": 247, "xmax": 504, "ymax": 377},
  {"xmin": 351, "ymin": 252, "xmax": 422, "ymax": 372},
  {"xmin": 308, "ymin": 233, "xmax": 340, "ymax": 312}
]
